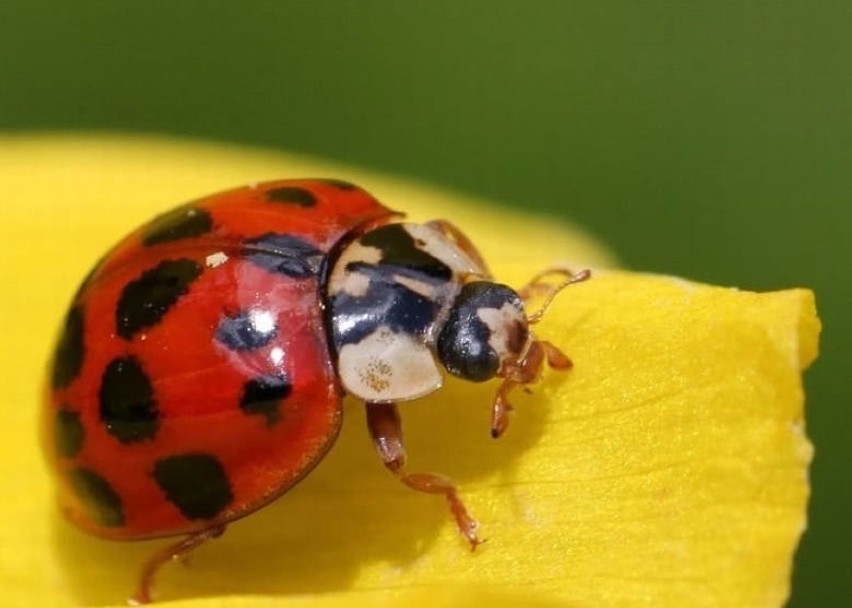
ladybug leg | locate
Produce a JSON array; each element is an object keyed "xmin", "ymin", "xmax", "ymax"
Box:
[
  {"xmin": 491, "ymin": 378, "xmax": 518, "ymax": 439},
  {"xmin": 538, "ymin": 340, "xmax": 573, "ymax": 370},
  {"xmin": 130, "ymin": 524, "xmax": 226, "ymax": 605},
  {"xmin": 491, "ymin": 338, "xmax": 573, "ymax": 438},
  {"xmin": 366, "ymin": 401, "xmax": 483, "ymax": 550}
]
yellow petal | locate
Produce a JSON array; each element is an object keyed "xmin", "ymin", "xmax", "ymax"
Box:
[{"xmin": 0, "ymin": 134, "xmax": 816, "ymax": 608}]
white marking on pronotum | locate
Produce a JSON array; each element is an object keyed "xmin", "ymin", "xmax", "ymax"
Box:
[
  {"xmin": 394, "ymin": 274, "xmax": 436, "ymax": 299},
  {"xmin": 403, "ymin": 223, "xmax": 483, "ymax": 275},
  {"xmin": 338, "ymin": 271, "xmax": 371, "ymax": 298},
  {"xmin": 205, "ymin": 251, "xmax": 229, "ymax": 268},
  {"xmin": 328, "ymin": 241, "xmax": 383, "ymax": 295},
  {"xmin": 338, "ymin": 326, "xmax": 442, "ymax": 402}
]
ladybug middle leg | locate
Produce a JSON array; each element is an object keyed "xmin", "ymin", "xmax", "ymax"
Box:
[
  {"xmin": 366, "ymin": 401, "xmax": 483, "ymax": 550},
  {"xmin": 130, "ymin": 524, "xmax": 226, "ymax": 605}
]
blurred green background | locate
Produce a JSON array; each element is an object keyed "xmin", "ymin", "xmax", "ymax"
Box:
[{"xmin": 0, "ymin": 2, "xmax": 847, "ymax": 605}]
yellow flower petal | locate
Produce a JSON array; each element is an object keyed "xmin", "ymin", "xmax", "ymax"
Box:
[{"xmin": 0, "ymin": 135, "xmax": 816, "ymax": 608}]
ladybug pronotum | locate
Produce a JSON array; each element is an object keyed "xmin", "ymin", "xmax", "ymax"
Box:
[{"xmin": 43, "ymin": 179, "xmax": 589, "ymax": 603}]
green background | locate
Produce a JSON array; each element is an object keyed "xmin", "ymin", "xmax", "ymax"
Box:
[{"xmin": 1, "ymin": 2, "xmax": 847, "ymax": 604}]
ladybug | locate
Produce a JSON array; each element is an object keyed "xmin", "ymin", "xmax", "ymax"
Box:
[{"xmin": 43, "ymin": 179, "xmax": 589, "ymax": 603}]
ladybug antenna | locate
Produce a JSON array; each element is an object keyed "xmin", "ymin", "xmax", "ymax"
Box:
[{"xmin": 522, "ymin": 268, "xmax": 591, "ymax": 325}]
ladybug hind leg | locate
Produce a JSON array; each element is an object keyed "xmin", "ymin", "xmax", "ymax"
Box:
[
  {"xmin": 365, "ymin": 401, "xmax": 483, "ymax": 550},
  {"xmin": 130, "ymin": 524, "xmax": 226, "ymax": 605}
]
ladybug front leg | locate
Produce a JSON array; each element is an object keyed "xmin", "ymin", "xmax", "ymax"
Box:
[
  {"xmin": 130, "ymin": 524, "xmax": 226, "ymax": 605},
  {"xmin": 365, "ymin": 401, "xmax": 483, "ymax": 550}
]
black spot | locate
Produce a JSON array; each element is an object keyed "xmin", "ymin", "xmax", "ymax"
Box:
[
  {"xmin": 52, "ymin": 304, "xmax": 85, "ymax": 389},
  {"xmin": 244, "ymin": 233, "xmax": 324, "ymax": 278},
  {"xmin": 99, "ymin": 356, "xmax": 159, "ymax": 444},
  {"xmin": 241, "ymin": 374, "xmax": 291, "ymax": 426},
  {"xmin": 153, "ymin": 454, "xmax": 233, "ymax": 520},
  {"xmin": 358, "ymin": 223, "xmax": 452, "ymax": 282},
  {"xmin": 141, "ymin": 206, "xmax": 214, "ymax": 246},
  {"xmin": 265, "ymin": 186, "xmax": 317, "ymax": 207},
  {"xmin": 55, "ymin": 409, "xmax": 85, "ymax": 458},
  {"xmin": 319, "ymin": 178, "xmax": 358, "ymax": 191},
  {"xmin": 116, "ymin": 258, "xmax": 203, "ymax": 339},
  {"xmin": 68, "ymin": 468, "xmax": 124, "ymax": 527},
  {"xmin": 437, "ymin": 282, "xmax": 527, "ymax": 382},
  {"xmin": 215, "ymin": 309, "xmax": 277, "ymax": 351}
]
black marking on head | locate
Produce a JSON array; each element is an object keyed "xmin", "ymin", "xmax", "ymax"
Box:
[
  {"xmin": 265, "ymin": 186, "xmax": 317, "ymax": 207},
  {"xmin": 244, "ymin": 233, "xmax": 324, "ymax": 278},
  {"xmin": 319, "ymin": 178, "xmax": 358, "ymax": 191},
  {"xmin": 438, "ymin": 282, "xmax": 526, "ymax": 382},
  {"xmin": 116, "ymin": 258, "xmax": 204, "ymax": 340},
  {"xmin": 240, "ymin": 374, "xmax": 291, "ymax": 426},
  {"xmin": 141, "ymin": 206, "xmax": 214, "ymax": 246},
  {"xmin": 99, "ymin": 356, "xmax": 159, "ymax": 444},
  {"xmin": 153, "ymin": 453, "xmax": 233, "ymax": 520},
  {"xmin": 215, "ymin": 309, "xmax": 277, "ymax": 351},
  {"xmin": 330, "ymin": 280, "xmax": 435, "ymax": 349},
  {"xmin": 55, "ymin": 409, "xmax": 85, "ymax": 458},
  {"xmin": 68, "ymin": 468, "xmax": 124, "ymax": 527},
  {"xmin": 52, "ymin": 304, "xmax": 85, "ymax": 389},
  {"xmin": 358, "ymin": 224, "xmax": 452, "ymax": 282}
]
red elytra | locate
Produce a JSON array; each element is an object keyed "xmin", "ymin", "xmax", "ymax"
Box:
[{"xmin": 43, "ymin": 179, "xmax": 589, "ymax": 603}]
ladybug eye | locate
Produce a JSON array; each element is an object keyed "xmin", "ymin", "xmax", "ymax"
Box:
[{"xmin": 437, "ymin": 282, "xmax": 529, "ymax": 382}]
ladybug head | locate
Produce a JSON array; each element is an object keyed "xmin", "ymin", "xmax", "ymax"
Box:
[
  {"xmin": 437, "ymin": 269, "xmax": 590, "ymax": 438},
  {"xmin": 436, "ymin": 281, "xmax": 529, "ymax": 383}
]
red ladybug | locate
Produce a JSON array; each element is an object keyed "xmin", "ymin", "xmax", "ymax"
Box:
[{"xmin": 43, "ymin": 179, "xmax": 589, "ymax": 603}]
